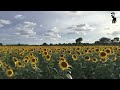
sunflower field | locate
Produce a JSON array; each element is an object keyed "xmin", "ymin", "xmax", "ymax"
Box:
[{"xmin": 1, "ymin": 45, "xmax": 120, "ymax": 79}]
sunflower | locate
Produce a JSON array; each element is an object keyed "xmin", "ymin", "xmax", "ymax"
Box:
[
  {"xmin": 31, "ymin": 64, "xmax": 37, "ymax": 70},
  {"xmin": 105, "ymin": 49, "xmax": 111, "ymax": 54},
  {"xmin": 30, "ymin": 58, "xmax": 37, "ymax": 64},
  {"xmin": 23, "ymin": 58, "xmax": 29, "ymax": 64},
  {"xmin": 35, "ymin": 57, "xmax": 39, "ymax": 63},
  {"xmin": 72, "ymin": 54, "xmax": 78, "ymax": 61},
  {"xmin": 92, "ymin": 58, "xmax": 98, "ymax": 63},
  {"xmin": 29, "ymin": 53, "xmax": 34, "ymax": 57},
  {"xmin": 43, "ymin": 51, "xmax": 48, "ymax": 56},
  {"xmin": 99, "ymin": 51, "xmax": 107, "ymax": 59},
  {"xmin": 112, "ymin": 57, "xmax": 117, "ymax": 61},
  {"xmin": 60, "ymin": 54, "xmax": 64, "ymax": 58},
  {"xmin": 14, "ymin": 52, "xmax": 18, "ymax": 56},
  {"xmin": 45, "ymin": 54, "xmax": 51, "ymax": 61},
  {"xmin": 5, "ymin": 65, "xmax": 12, "ymax": 70},
  {"xmin": 84, "ymin": 49, "xmax": 89, "ymax": 54},
  {"xmin": 6, "ymin": 69, "xmax": 14, "ymax": 77},
  {"xmin": 68, "ymin": 50, "xmax": 71, "ymax": 54},
  {"xmin": 19, "ymin": 52, "xmax": 24, "ymax": 58},
  {"xmin": 12, "ymin": 57, "xmax": 19, "ymax": 64},
  {"xmin": 100, "ymin": 58, "xmax": 107, "ymax": 63},
  {"xmin": 58, "ymin": 60, "xmax": 69, "ymax": 71},
  {"xmin": 76, "ymin": 51, "xmax": 80, "ymax": 55},
  {"xmin": 16, "ymin": 61, "xmax": 22, "ymax": 68},
  {"xmin": 95, "ymin": 48, "xmax": 100, "ymax": 53},
  {"xmin": 59, "ymin": 57, "xmax": 66, "ymax": 61},
  {"xmin": 0, "ymin": 61, "xmax": 3, "ymax": 68},
  {"xmin": 84, "ymin": 56, "xmax": 91, "ymax": 61}
]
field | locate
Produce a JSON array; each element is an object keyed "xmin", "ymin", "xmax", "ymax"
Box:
[{"xmin": 0, "ymin": 45, "xmax": 120, "ymax": 79}]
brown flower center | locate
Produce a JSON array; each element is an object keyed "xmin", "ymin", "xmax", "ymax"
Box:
[
  {"xmin": 8, "ymin": 71, "xmax": 12, "ymax": 75},
  {"xmin": 100, "ymin": 52, "xmax": 106, "ymax": 57},
  {"xmin": 85, "ymin": 56, "xmax": 89, "ymax": 59},
  {"xmin": 61, "ymin": 62, "xmax": 67, "ymax": 67}
]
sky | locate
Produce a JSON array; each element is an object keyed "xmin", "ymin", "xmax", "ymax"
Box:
[{"xmin": 0, "ymin": 11, "xmax": 120, "ymax": 45}]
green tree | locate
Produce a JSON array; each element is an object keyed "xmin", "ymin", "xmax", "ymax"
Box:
[
  {"xmin": 99, "ymin": 37, "xmax": 111, "ymax": 44},
  {"xmin": 75, "ymin": 37, "xmax": 83, "ymax": 44}
]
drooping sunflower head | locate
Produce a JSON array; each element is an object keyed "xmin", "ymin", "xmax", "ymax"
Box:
[
  {"xmin": 58, "ymin": 60, "xmax": 69, "ymax": 71},
  {"xmin": 6, "ymin": 69, "xmax": 14, "ymax": 77}
]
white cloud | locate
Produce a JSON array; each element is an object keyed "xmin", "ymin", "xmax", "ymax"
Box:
[
  {"xmin": 40, "ymin": 24, "xmax": 43, "ymax": 27},
  {"xmin": 15, "ymin": 21, "xmax": 37, "ymax": 37},
  {"xmin": 102, "ymin": 21, "xmax": 120, "ymax": 36},
  {"xmin": 43, "ymin": 27, "xmax": 61, "ymax": 40},
  {"xmin": 66, "ymin": 23, "xmax": 95, "ymax": 36},
  {"xmin": 0, "ymin": 19, "xmax": 11, "ymax": 27},
  {"xmin": 14, "ymin": 15, "xmax": 25, "ymax": 19},
  {"xmin": 51, "ymin": 26, "xmax": 59, "ymax": 32}
]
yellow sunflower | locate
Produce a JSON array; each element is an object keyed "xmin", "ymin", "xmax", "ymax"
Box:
[
  {"xmin": 100, "ymin": 58, "xmax": 107, "ymax": 63},
  {"xmin": 16, "ymin": 61, "xmax": 23, "ymax": 68},
  {"xmin": 68, "ymin": 50, "xmax": 71, "ymax": 54},
  {"xmin": 6, "ymin": 69, "xmax": 14, "ymax": 77},
  {"xmin": 30, "ymin": 58, "xmax": 37, "ymax": 64},
  {"xmin": 92, "ymin": 58, "xmax": 98, "ymax": 63},
  {"xmin": 112, "ymin": 57, "xmax": 117, "ymax": 61},
  {"xmin": 0, "ymin": 61, "xmax": 3, "ymax": 68},
  {"xmin": 99, "ymin": 51, "xmax": 107, "ymax": 59},
  {"xmin": 58, "ymin": 60, "xmax": 69, "ymax": 71},
  {"xmin": 23, "ymin": 58, "xmax": 29, "ymax": 64},
  {"xmin": 31, "ymin": 64, "xmax": 37, "ymax": 70},
  {"xmin": 59, "ymin": 57, "xmax": 66, "ymax": 61},
  {"xmin": 72, "ymin": 54, "xmax": 78, "ymax": 61},
  {"xmin": 84, "ymin": 56, "xmax": 91, "ymax": 61},
  {"xmin": 105, "ymin": 49, "xmax": 111, "ymax": 55},
  {"xmin": 45, "ymin": 54, "xmax": 51, "ymax": 61}
]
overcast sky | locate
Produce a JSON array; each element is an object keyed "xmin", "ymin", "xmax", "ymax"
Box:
[{"xmin": 0, "ymin": 11, "xmax": 120, "ymax": 45}]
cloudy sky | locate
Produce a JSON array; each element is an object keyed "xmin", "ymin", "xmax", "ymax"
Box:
[{"xmin": 0, "ymin": 11, "xmax": 120, "ymax": 45}]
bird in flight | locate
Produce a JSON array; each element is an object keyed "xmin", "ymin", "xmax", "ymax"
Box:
[{"xmin": 111, "ymin": 12, "xmax": 117, "ymax": 24}]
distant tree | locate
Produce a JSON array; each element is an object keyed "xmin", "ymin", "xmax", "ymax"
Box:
[
  {"xmin": 49, "ymin": 43, "xmax": 53, "ymax": 46},
  {"xmin": 58, "ymin": 43, "xmax": 62, "ymax": 46},
  {"xmin": 75, "ymin": 37, "xmax": 83, "ymax": 44},
  {"xmin": 0, "ymin": 43, "xmax": 2, "ymax": 46},
  {"xmin": 18, "ymin": 43, "xmax": 21, "ymax": 46},
  {"xmin": 99, "ymin": 37, "xmax": 111, "ymax": 44},
  {"xmin": 95, "ymin": 41, "xmax": 101, "ymax": 44},
  {"xmin": 114, "ymin": 37, "xmax": 119, "ymax": 42},
  {"xmin": 42, "ymin": 43, "xmax": 48, "ymax": 46}
]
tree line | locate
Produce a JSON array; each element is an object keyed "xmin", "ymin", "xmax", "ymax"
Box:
[{"xmin": 0, "ymin": 37, "xmax": 120, "ymax": 46}]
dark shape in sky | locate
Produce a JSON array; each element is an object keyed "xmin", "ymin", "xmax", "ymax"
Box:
[{"xmin": 111, "ymin": 12, "xmax": 117, "ymax": 24}]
